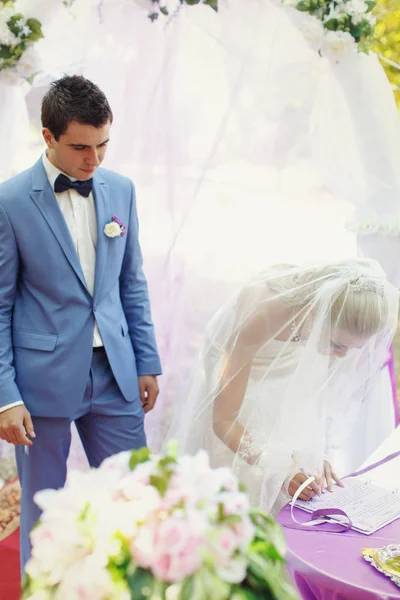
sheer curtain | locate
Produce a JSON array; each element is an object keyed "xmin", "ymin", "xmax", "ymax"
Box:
[{"xmin": 16, "ymin": 0, "xmax": 398, "ymax": 461}]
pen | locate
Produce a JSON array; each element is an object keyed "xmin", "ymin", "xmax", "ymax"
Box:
[{"xmin": 301, "ymin": 469, "xmax": 322, "ymax": 498}]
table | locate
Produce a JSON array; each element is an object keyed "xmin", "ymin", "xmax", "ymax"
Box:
[{"xmin": 278, "ymin": 427, "xmax": 400, "ymax": 600}]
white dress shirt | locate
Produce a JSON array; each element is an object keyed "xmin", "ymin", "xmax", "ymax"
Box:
[
  {"xmin": 0, "ymin": 154, "xmax": 104, "ymax": 414},
  {"xmin": 42, "ymin": 153, "xmax": 103, "ymax": 346}
]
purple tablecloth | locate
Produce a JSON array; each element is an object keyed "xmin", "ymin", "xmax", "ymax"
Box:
[{"xmin": 278, "ymin": 505, "xmax": 400, "ymax": 600}]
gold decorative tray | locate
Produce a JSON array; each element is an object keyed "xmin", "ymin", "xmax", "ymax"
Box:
[{"xmin": 362, "ymin": 545, "xmax": 400, "ymax": 587}]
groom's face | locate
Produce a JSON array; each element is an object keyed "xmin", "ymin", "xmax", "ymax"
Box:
[{"xmin": 43, "ymin": 120, "xmax": 111, "ymax": 180}]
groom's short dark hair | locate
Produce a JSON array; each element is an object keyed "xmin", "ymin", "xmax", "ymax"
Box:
[{"xmin": 41, "ymin": 75, "xmax": 113, "ymax": 140}]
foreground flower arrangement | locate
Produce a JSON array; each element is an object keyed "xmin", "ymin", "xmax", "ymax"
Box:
[{"xmin": 22, "ymin": 443, "xmax": 297, "ymax": 600}]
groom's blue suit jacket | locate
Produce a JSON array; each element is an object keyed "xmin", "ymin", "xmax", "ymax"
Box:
[{"xmin": 0, "ymin": 158, "xmax": 161, "ymax": 417}]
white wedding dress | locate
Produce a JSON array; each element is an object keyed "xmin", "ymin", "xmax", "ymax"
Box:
[
  {"xmin": 177, "ymin": 314, "xmax": 304, "ymax": 514},
  {"xmin": 172, "ymin": 263, "xmax": 398, "ymax": 514}
]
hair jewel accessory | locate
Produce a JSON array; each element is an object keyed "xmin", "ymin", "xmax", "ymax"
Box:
[{"xmin": 350, "ymin": 277, "xmax": 385, "ymax": 297}]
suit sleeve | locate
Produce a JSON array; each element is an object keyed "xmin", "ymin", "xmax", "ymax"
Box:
[
  {"xmin": 120, "ymin": 182, "xmax": 162, "ymax": 376},
  {"xmin": 0, "ymin": 201, "xmax": 24, "ymax": 408}
]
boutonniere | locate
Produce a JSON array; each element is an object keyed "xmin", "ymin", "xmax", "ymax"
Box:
[{"xmin": 104, "ymin": 215, "xmax": 127, "ymax": 238}]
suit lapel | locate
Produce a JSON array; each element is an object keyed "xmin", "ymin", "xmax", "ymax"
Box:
[
  {"xmin": 93, "ymin": 174, "xmax": 110, "ymax": 300},
  {"xmin": 30, "ymin": 160, "xmax": 89, "ymax": 293}
]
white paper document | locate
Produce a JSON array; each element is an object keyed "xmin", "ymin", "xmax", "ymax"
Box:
[
  {"xmin": 361, "ymin": 454, "xmax": 400, "ymax": 491},
  {"xmin": 295, "ymin": 477, "xmax": 400, "ymax": 534}
]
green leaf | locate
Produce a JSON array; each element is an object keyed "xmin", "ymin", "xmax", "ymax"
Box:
[
  {"xmin": 230, "ymin": 587, "xmax": 267, "ymax": 600},
  {"xmin": 295, "ymin": 1, "xmax": 312, "ymax": 12},
  {"xmin": 350, "ymin": 24, "xmax": 362, "ymax": 42},
  {"xmin": 224, "ymin": 514, "xmax": 243, "ymax": 525},
  {"xmin": 78, "ymin": 502, "xmax": 91, "ymax": 522},
  {"xmin": 249, "ymin": 540, "xmax": 283, "ymax": 564},
  {"xmin": 261, "ymin": 562, "xmax": 300, "ymax": 600},
  {"xmin": 149, "ymin": 473, "xmax": 170, "ymax": 497},
  {"xmin": 180, "ymin": 576, "xmax": 195, "ymax": 600},
  {"xmin": 8, "ymin": 13, "xmax": 24, "ymax": 35},
  {"xmin": 107, "ymin": 534, "xmax": 132, "ymax": 581},
  {"xmin": 324, "ymin": 18, "xmax": 340, "ymax": 31},
  {"xmin": 129, "ymin": 447, "xmax": 151, "ymax": 470},
  {"xmin": 245, "ymin": 553, "xmax": 299, "ymax": 600},
  {"xmin": 249, "ymin": 510, "xmax": 286, "ymax": 558},
  {"xmin": 203, "ymin": 0, "xmax": 218, "ymax": 10},
  {"xmin": 20, "ymin": 572, "xmax": 31, "ymax": 595},
  {"xmin": 201, "ymin": 569, "xmax": 231, "ymax": 600},
  {"xmin": 26, "ymin": 18, "xmax": 43, "ymax": 42},
  {"xmin": 158, "ymin": 454, "xmax": 177, "ymax": 471},
  {"xmin": 164, "ymin": 439, "xmax": 179, "ymax": 458},
  {"xmin": 180, "ymin": 569, "xmax": 230, "ymax": 600},
  {"xmin": 0, "ymin": 45, "xmax": 13, "ymax": 59},
  {"xmin": 127, "ymin": 567, "xmax": 155, "ymax": 600}
]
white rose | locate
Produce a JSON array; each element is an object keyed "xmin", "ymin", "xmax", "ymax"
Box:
[
  {"xmin": 53, "ymin": 555, "xmax": 115, "ymax": 600},
  {"xmin": 217, "ymin": 555, "xmax": 248, "ymax": 584},
  {"xmin": 14, "ymin": 17, "xmax": 25, "ymax": 29},
  {"xmin": 0, "ymin": 7, "xmax": 15, "ymax": 22},
  {"xmin": 104, "ymin": 222, "xmax": 122, "ymax": 237},
  {"xmin": 364, "ymin": 12, "xmax": 377, "ymax": 26},
  {"xmin": 347, "ymin": 0, "xmax": 369, "ymax": 23},
  {"xmin": 0, "ymin": 24, "xmax": 20, "ymax": 46},
  {"xmin": 21, "ymin": 24, "xmax": 32, "ymax": 37},
  {"xmin": 100, "ymin": 450, "xmax": 132, "ymax": 477},
  {"xmin": 166, "ymin": 585, "xmax": 181, "ymax": 600},
  {"xmin": 324, "ymin": 1, "xmax": 347, "ymax": 21},
  {"xmin": 322, "ymin": 30, "xmax": 356, "ymax": 62}
]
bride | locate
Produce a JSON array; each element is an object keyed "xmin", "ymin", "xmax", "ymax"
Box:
[{"xmin": 169, "ymin": 258, "xmax": 399, "ymax": 515}]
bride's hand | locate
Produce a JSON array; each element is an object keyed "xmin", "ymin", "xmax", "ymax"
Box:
[
  {"xmin": 317, "ymin": 460, "xmax": 344, "ymax": 492},
  {"xmin": 288, "ymin": 473, "xmax": 320, "ymax": 501}
]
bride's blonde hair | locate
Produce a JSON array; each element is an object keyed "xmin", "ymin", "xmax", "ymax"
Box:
[
  {"xmin": 331, "ymin": 286, "xmax": 388, "ymax": 338},
  {"xmin": 268, "ymin": 259, "xmax": 388, "ymax": 338}
]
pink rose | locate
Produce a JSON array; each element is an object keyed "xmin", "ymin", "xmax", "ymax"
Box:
[
  {"xmin": 208, "ymin": 527, "xmax": 238, "ymax": 565},
  {"xmin": 132, "ymin": 512, "xmax": 206, "ymax": 583},
  {"xmin": 152, "ymin": 536, "xmax": 203, "ymax": 582},
  {"xmin": 218, "ymin": 491, "xmax": 250, "ymax": 516},
  {"xmin": 231, "ymin": 517, "xmax": 255, "ymax": 551},
  {"xmin": 215, "ymin": 467, "xmax": 239, "ymax": 493}
]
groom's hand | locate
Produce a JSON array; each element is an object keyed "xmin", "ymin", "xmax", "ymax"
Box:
[
  {"xmin": 138, "ymin": 375, "xmax": 159, "ymax": 413},
  {"xmin": 0, "ymin": 405, "xmax": 35, "ymax": 446}
]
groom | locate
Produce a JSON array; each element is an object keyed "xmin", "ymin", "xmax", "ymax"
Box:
[{"xmin": 0, "ymin": 75, "xmax": 161, "ymax": 571}]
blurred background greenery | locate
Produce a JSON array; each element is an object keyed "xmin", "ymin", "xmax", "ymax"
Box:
[
  {"xmin": 373, "ymin": 0, "xmax": 400, "ymax": 110},
  {"xmin": 373, "ymin": 1, "xmax": 400, "ymax": 395}
]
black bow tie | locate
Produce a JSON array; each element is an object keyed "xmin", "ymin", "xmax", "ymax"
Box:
[{"xmin": 54, "ymin": 173, "xmax": 93, "ymax": 197}]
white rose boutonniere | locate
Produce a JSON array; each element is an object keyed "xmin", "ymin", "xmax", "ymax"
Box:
[{"xmin": 104, "ymin": 215, "xmax": 127, "ymax": 238}]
